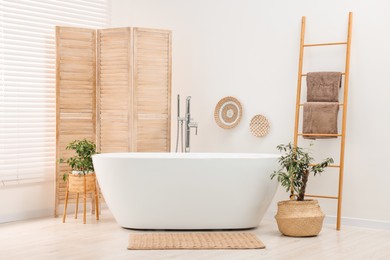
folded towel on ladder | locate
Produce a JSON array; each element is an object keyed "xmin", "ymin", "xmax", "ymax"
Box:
[
  {"xmin": 303, "ymin": 102, "xmax": 339, "ymax": 139},
  {"xmin": 307, "ymin": 72, "xmax": 342, "ymax": 102}
]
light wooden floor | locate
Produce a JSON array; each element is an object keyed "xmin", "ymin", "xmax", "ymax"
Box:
[{"xmin": 1, "ymin": 209, "xmax": 389, "ymax": 260}]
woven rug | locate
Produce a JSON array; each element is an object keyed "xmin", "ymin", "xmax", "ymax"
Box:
[{"xmin": 128, "ymin": 232, "xmax": 265, "ymax": 250}]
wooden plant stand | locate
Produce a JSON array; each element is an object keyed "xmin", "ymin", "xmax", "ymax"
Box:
[{"xmin": 62, "ymin": 173, "xmax": 99, "ymax": 224}]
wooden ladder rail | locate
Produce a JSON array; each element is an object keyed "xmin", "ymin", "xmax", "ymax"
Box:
[{"xmin": 293, "ymin": 12, "xmax": 353, "ymax": 231}]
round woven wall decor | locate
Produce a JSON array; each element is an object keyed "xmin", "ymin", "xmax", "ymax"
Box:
[
  {"xmin": 249, "ymin": 114, "xmax": 270, "ymax": 137},
  {"xmin": 214, "ymin": 96, "xmax": 242, "ymax": 129}
]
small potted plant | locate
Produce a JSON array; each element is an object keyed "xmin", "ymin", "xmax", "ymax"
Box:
[
  {"xmin": 61, "ymin": 139, "xmax": 97, "ymax": 192},
  {"xmin": 62, "ymin": 139, "xmax": 96, "ymax": 180},
  {"xmin": 271, "ymin": 143, "xmax": 333, "ymax": 237},
  {"xmin": 61, "ymin": 139, "xmax": 99, "ymax": 224}
]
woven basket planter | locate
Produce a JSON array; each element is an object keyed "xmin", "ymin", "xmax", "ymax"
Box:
[
  {"xmin": 275, "ymin": 200, "xmax": 325, "ymax": 237},
  {"xmin": 68, "ymin": 173, "xmax": 96, "ymax": 193}
]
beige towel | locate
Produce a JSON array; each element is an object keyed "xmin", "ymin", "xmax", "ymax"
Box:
[
  {"xmin": 303, "ymin": 102, "xmax": 339, "ymax": 139},
  {"xmin": 307, "ymin": 72, "xmax": 342, "ymax": 102}
]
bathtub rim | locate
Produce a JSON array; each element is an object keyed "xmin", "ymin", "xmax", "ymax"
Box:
[{"xmin": 93, "ymin": 152, "xmax": 281, "ymax": 159}]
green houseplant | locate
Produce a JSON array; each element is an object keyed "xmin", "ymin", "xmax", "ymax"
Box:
[
  {"xmin": 271, "ymin": 143, "xmax": 333, "ymax": 237},
  {"xmin": 62, "ymin": 139, "xmax": 96, "ymax": 181},
  {"xmin": 60, "ymin": 139, "xmax": 99, "ymax": 224}
]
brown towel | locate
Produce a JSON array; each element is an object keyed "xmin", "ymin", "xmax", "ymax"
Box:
[
  {"xmin": 307, "ymin": 72, "xmax": 342, "ymax": 102},
  {"xmin": 303, "ymin": 102, "xmax": 339, "ymax": 139}
]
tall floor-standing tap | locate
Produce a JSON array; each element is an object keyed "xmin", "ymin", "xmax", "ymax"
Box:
[
  {"xmin": 185, "ymin": 96, "xmax": 198, "ymax": 152},
  {"xmin": 175, "ymin": 95, "xmax": 198, "ymax": 153}
]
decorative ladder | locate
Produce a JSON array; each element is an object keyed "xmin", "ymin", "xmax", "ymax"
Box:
[{"xmin": 293, "ymin": 12, "xmax": 353, "ymax": 230}]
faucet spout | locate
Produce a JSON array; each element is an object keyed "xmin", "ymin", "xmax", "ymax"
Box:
[{"xmin": 185, "ymin": 96, "xmax": 191, "ymax": 115}]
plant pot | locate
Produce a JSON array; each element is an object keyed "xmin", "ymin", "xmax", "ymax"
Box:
[
  {"xmin": 71, "ymin": 170, "xmax": 94, "ymax": 175},
  {"xmin": 68, "ymin": 173, "xmax": 96, "ymax": 193},
  {"xmin": 275, "ymin": 199, "xmax": 325, "ymax": 237}
]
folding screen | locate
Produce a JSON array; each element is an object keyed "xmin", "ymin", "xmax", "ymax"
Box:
[{"xmin": 55, "ymin": 26, "xmax": 171, "ymax": 216}]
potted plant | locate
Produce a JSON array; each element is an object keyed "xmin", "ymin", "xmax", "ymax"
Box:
[
  {"xmin": 60, "ymin": 139, "xmax": 99, "ymax": 224},
  {"xmin": 271, "ymin": 143, "xmax": 333, "ymax": 237},
  {"xmin": 62, "ymin": 139, "xmax": 96, "ymax": 181},
  {"xmin": 61, "ymin": 139, "xmax": 97, "ymax": 194}
]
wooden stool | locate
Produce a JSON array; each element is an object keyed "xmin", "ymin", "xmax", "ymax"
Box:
[{"xmin": 62, "ymin": 173, "xmax": 99, "ymax": 224}]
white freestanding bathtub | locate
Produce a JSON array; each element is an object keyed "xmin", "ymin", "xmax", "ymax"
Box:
[{"xmin": 92, "ymin": 153, "xmax": 279, "ymax": 230}]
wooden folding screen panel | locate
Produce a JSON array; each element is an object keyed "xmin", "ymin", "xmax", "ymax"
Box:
[
  {"xmin": 55, "ymin": 27, "xmax": 96, "ymax": 216},
  {"xmin": 97, "ymin": 28, "xmax": 132, "ymax": 153},
  {"xmin": 133, "ymin": 28, "xmax": 172, "ymax": 152}
]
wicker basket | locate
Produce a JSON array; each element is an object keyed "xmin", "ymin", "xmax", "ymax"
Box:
[
  {"xmin": 275, "ymin": 200, "xmax": 325, "ymax": 237},
  {"xmin": 68, "ymin": 173, "xmax": 96, "ymax": 193}
]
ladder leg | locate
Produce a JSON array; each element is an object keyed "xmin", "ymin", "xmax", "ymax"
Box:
[
  {"xmin": 291, "ymin": 16, "xmax": 306, "ymax": 198},
  {"xmin": 337, "ymin": 11, "xmax": 353, "ymax": 231},
  {"xmin": 293, "ymin": 16, "xmax": 306, "ymax": 147}
]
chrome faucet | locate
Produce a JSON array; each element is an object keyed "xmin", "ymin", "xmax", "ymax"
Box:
[
  {"xmin": 185, "ymin": 96, "xmax": 198, "ymax": 152},
  {"xmin": 175, "ymin": 95, "xmax": 198, "ymax": 153}
]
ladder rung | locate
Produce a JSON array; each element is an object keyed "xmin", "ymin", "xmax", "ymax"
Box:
[
  {"xmin": 299, "ymin": 103, "xmax": 343, "ymax": 107},
  {"xmin": 305, "ymin": 194, "xmax": 338, "ymax": 199},
  {"xmin": 303, "ymin": 42, "xmax": 348, "ymax": 47},
  {"xmin": 302, "ymin": 72, "xmax": 345, "ymax": 76},
  {"xmin": 309, "ymin": 163, "xmax": 340, "ymax": 168},
  {"xmin": 298, "ymin": 133, "xmax": 342, "ymax": 137}
]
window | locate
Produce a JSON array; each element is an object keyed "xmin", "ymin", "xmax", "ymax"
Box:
[{"xmin": 0, "ymin": 0, "xmax": 110, "ymax": 185}]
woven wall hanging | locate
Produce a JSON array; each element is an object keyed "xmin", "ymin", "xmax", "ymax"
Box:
[
  {"xmin": 214, "ymin": 96, "xmax": 242, "ymax": 129},
  {"xmin": 249, "ymin": 114, "xmax": 270, "ymax": 137}
]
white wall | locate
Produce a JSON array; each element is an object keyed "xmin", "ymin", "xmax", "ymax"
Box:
[
  {"xmin": 0, "ymin": 183, "xmax": 54, "ymax": 223},
  {"xmin": 111, "ymin": 0, "xmax": 390, "ymax": 225}
]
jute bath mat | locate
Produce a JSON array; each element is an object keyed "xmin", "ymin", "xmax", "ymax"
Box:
[{"xmin": 128, "ymin": 232, "xmax": 265, "ymax": 250}]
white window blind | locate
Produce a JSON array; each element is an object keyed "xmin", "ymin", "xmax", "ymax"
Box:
[{"xmin": 0, "ymin": 0, "xmax": 110, "ymax": 185}]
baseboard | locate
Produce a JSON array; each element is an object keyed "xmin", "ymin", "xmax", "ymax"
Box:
[
  {"xmin": 264, "ymin": 210, "xmax": 390, "ymax": 230},
  {"xmin": 0, "ymin": 208, "xmax": 53, "ymax": 224},
  {"xmin": 0, "ymin": 204, "xmax": 108, "ymax": 224},
  {"xmin": 324, "ymin": 215, "xmax": 390, "ymax": 230}
]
